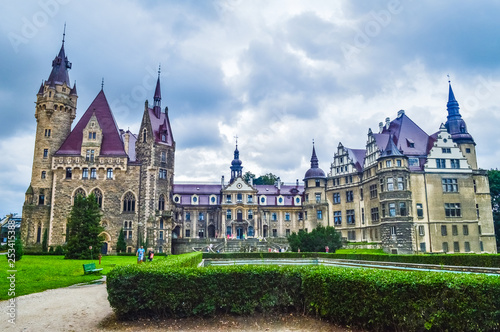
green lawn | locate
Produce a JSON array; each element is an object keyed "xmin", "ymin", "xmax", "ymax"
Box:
[{"xmin": 0, "ymin": 255, "xmax": 138, "ymax": 300}]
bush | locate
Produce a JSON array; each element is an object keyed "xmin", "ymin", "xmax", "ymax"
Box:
[
  {"xmin": 54, "ymin": 245, "xmax": 65, "ymax": 255},
  {"xmin": 107, "ymin": 253, "xmax": 500, "ymax": 330}
]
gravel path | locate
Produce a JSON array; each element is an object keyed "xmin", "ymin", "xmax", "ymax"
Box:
[{"xmin": 1, "ymin": 279, "xmax": 354, "ymax": 332}]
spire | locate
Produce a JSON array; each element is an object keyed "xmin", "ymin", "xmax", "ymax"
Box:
[
  {"xmin": 304, "ymin": 141, "xmax": 325, "ymax": 180},
  {"xmin": 37, "ymin": 81, "xmax": 44, "ymax": 95},
  {"xmin": 101, "ymin": 78, "xmax": 104, "ymax": 91},
  {"xmin": 444, "ymin": 80, "xmax": 474, "ymax": 144},
  {"xmin": 230, "ymin": 137, "xmax": 243, "ymax": 182},
  {"xmin": 70, "ymin": 81, "xmax": 77, "ymax": 95},
  {"xmin": 47, "ymin": 26, "xmax": 72, "ymax": 87},
  {"xmin": 153, "ymin": 64, "xmax": 161, "ymax": 118}
]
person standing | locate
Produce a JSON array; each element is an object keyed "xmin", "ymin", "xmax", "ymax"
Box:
[{"xmin": 136, "ymin": 245, "xmax": 145, "ymax": 264}]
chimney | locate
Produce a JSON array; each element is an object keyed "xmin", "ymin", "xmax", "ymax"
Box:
[
  {"xmin": 296, "ymin": 179, "xmax": 299, "ymax": 187},
  {"xmin": 379, "ymin": 122, "xmax": 384, "ymax": 133},
  {"xmin": 123, "ymin": 131, "xmax": 130, "ymax": 155},
  {"xmin": 249, "ymin": 177, "xmax": 253, "ymax": 186},
  {"xmin": 397, "ymin": 109, "xmax": 405, "ymax": 118},
  {"xmin": 221, "ymin": 175, "xmax": 225, "ymax": 189},
  {"xmin": 277, "ymin": 177, "xmax": 281, "ymax": 190},
  {"xmin": 385, "ymin": 117, "xmax": 390, "ymax": 130}
]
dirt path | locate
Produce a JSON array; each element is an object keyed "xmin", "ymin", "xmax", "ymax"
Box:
[{"xmin": 1, "ymin": 280, "xmax": 354, "ymax": 332}]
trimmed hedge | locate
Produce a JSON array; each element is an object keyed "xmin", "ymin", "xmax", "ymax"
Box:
[
  {"xmin": 107, "ymin": 252, "xmax": 500, "ymax": 330},
  {"xmin": 203, "ymin": 252, "xmax": 500, "ymax": 268}
]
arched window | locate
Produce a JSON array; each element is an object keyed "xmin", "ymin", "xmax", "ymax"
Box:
[
  {"xmin": 123, "ymin": 192, "xmax": 136, "ymax": 212},
  {"xmin": 74, "ymin": 188, "xmax": 86, "ymax": 204},
  {"xmin": 92, "ymin": 188, "xmax": 103, "ymax": 208},
  {"xmin": 143, "ymin": 128, "xmax": 147, "ymax": 142},
  {"xmin": 158, "ymin": 194, "xmax": 165, "ymax": 211}
]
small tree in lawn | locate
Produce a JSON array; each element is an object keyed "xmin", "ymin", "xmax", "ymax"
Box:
[
  {"xmin": 41, "ymin": 228, "xmax": 48, "ymax": 253},
  {"xmin": 288, "ymin": 224, "xmax": 342, "ymax": 253},
  {"xmin": 116, "ymin": 228, "xmax": 127, "ymax": 253},
  {"xmin": 65, "ymin": 193, "xmax": 104, "ymax": 259}
]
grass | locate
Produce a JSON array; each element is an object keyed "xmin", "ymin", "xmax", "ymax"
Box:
[{"xmin": 0, "ymin": 255, "xmax": 139, "ymax": 300}]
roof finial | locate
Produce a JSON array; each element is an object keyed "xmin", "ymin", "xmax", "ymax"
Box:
[
  {"xmin": 312, "ymin": 138, "xmax": 315, "ymax": 146},
  {"xmin": 62, "ymin": 22, "xmax": 66, "ymax": 44},
  {"xmin": 447, "ymin": 74, "xmax": 450, "ymax": 84},
  {"xmin": 234, "ymin": 135, "xmax": 238, "ymax": 148},
  {"xmin": 158, "ymin": 64, "xmax": 161, "ymax": 78},
  {"xmin": 101, "ymin": 77, "xmax": 104, "ymax": 91}
]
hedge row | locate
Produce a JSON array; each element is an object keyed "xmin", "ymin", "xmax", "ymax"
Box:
[
  {"xmin": 203, "ymin": 252, "xmax": 500, "ymax": 267},
  {"xmin": 107, "ymin": 253, "xmax": 500, "ymax": 331}
]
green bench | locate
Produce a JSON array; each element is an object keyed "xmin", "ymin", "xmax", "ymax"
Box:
[{"xmin": 83, "ymin": 263, "xmax": 103, "ymax": 274}]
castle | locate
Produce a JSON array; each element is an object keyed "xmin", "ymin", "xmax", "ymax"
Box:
[{"xmin": 21, "ymin": 39, "xmax": 497, "ymax": 254}]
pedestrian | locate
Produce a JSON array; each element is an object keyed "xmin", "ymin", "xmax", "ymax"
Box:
[
  {"xmin": 136, "ymin": 245, "xmax": 145, "ymax": 264},
  {"xmin": 148, "ymin": 250, "xmax": 154, "ymax": 262}
]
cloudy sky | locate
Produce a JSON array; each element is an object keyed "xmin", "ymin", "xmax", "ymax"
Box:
[{"xmin": 1, "ymin": 0, "xmax": 500, "ymax": 217}]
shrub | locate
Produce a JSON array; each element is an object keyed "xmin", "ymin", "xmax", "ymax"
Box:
[{"xmin": 54, "ymin": 245, "xmax": 65, "ymax": 255}]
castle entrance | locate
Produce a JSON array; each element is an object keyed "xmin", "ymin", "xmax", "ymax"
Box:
[
  {"xmin": 208, "ymin": 225, "xmax": 215, "ymax": 238},
  {"xmin": 236, "ymin": 227, "xmax": 244, "ymax": 239}
]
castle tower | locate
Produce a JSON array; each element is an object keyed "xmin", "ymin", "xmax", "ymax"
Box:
[
  {"xmin": 303, "ymin": 143, "xmax": 328, "ymax": 229},
  {"xmin": 22, "ymin": 34, "xmax": 78, "ymax": 246},
  {"xmin": 136, "ymin": 67, "xmax": 175, "ymax": 253},
  {"xmin": 445, "ymin": 81, "xmax": 477, "ymax": 169},
  {"xmin": 230, "ymin": 139, "xmax": 243, "ymax": 182}
]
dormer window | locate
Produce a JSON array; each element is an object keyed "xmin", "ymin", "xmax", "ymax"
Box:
[
  {"xmin": 161, "ymin": 134, "xmax": 166, "ymax": 142},
  {"xmin": 406, "ymin": 138, "xmax": 415, "ymax": 148}
]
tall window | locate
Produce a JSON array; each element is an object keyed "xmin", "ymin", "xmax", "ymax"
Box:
[
  {"xmin": 38, "ymin": 194, "xmax": 45, "ymax": 205},
  {"xmin": 93, "ymin": 188, "xmax": 103, "ymax": 208},
  {"xmin": 90, "ymin": 168, "xmax": 97, "ymax": 179},
  {"xmin": 450, "ymin": 159, "xmax": 460, "ymax": 169},
  {"xmin": 161, "ymin": 151, "xmax": 166, "ymax": 162},
  {"xmin": 82, "ymin": 168, "xmax": 88, "ymax": 179},
  {"xmin": 346, "ymin": 191, "xmax": 353, "ymax": 202},
  {"xmin": 226, "ymin": 194, "xmax": 232, "ymax": 203},
  {"xmin": 123, "ymin": 192, "xmax": 136, "ymax": 212},
  {"xmin": 334, "ymin": 211, "xmax": 342, "ymax": 225},
  {"xmin": 285, "ymin": 212, "xmax": 290, "ymax": 221},
  {"xmin": 389, "ymin": 203, "xmax": 396, "ymax": 217},
  {"xmin": 387, "ymin": 178, "xmax": 394, "ymax": 191},
  {"xmin": 41, "ymin": 171, "xmax": 46, "ymax": 179},
  {"xmin": 106, "ymin": 168, "xmax": 113, "ymax": 179},
  {"xmin": 418, "ymin": 225, "xmax": 425, "ymax": 236},
  {"xmin": 333, "ymin": 192, "xmax": 341, "ymax": 204},
  {"xmin": 444, "ymin": 203, "xmax": 461, "ymax": 217},
  {"xmin": 272, "ymin": 212, "xmax": 277, "ymax": 221},
  {"xmin": 86, "ymin": 149, "xmax": 95, "ymax": 162},
  {"xmin": 436, "ymin": 159, "xmax": 446, "ymax": 168},
  {"xmin": 390, "ymin": 226, "xmax": 397, "ymax": 236},
  {"xmin": 199, "ymin": 212, "xmax": 204, "ymax": 221},
  {"xmin": 346, "ymin": 209, "xmax": 355, "ymax": 224},
  {"xmin": 370, "ymin": 184, "xmax": 377, "ymax": 198},
  {"xmin": 452, "ymin": 225, "xmax": 458, "ymax": 236},
  {"xmin": 65, "ymin": 167, "xmax": 72, "ymax": 179},
  {"xmin": 45, "ymin": 129, "xmax": 51, "ymax": 137},
  {"xmin": 248, "ymin": 210, "xmax": 253, "ymax": 220},
  {"xmin": 442, "ymin": 178, "xmax": 458, "ymax": 192},
  {"xmin": 74, "ymin": 188, "xmax": 86, "ymax": 201},
  {"xmin": 43, "ymin": 149, "xmax": 48, "ymax": 158},
  {"xmin": 247, "ymin": 195, "xmax": 253, "ymax": 203},
  {"xmin": 315, "ymin": 193, "xmax": 321, "ymax": 203},
  {"xmin": 226, "ymin": 209, "xmax": 231, "ymax": 220},
  {"xmin": 441, "ymin": 225, "xmax": 447, "ymax": 236},
  {"xmin": 442, "ymin": 242, "xmax": 448, "ymax": 253},
  {"xmin": 316, "ymin": 210, "xmax": 323, "ymax": 220},
  {"xmin": 315, "ymin": 179, "xmax": 320, "ymax": 187},
  {"xmin": 143, "ymin": 128, "xmax": 147, "ymax": 142},
  {"xmin": 416, "ymin": 203, "xmax": 424, "ymax": 218},
  {"xmin": 453, "ymin": 241, "xmax": 460, "ymax": 252},
  {"xmin": 88, "ymin": 132, "xmax": 96, "ymax": 139},
  {"xmin": 399, "ymin": 202, "xmax": 407, "ymax": 216},
  {"xmin": 158, "ymin": 194, "xmax": 165, "ymax": 211},
  {"xmin": 463, "ymin": 225, "xmax": 469, "ymax": 236},
  {"xmin": 397, "ymin": 177, "xmax": 404, "ymax": 190},
  {"xmin": 371, "ymin": 207, "xmax": 379, "ymax": 222},
  {"xmin": 237, "ymin": 193, "xmax": 243, "ymax": 202}
]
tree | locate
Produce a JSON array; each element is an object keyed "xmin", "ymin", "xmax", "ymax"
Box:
[
  {"xmin": 42, "ymin": 228, "xmax": 48, "ymax": 253},
  {"xmin": 488, "ymin": 169, "xmax": 500, "ymax": 247},
  {"xmin": 116, "ymin": 228, "xmax": 127, "ymax": 253},
  {"xmin": 65, "ymin": 193, "xmax": 104, "ymax": 259},
  {"xmin": 243, "ymin": 171, "xmax": 256, "ymax": 183},
  {"xmin": 254, "ymin": 173, "xmax": 279, "ymax": 185},
  {"xmin": 287, "ymin": 225, "xmax": 342, "ymax": 253}
]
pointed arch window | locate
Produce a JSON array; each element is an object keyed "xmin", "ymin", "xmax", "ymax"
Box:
[
  {"xmin": 158, "ymin": 194, "xmax": 165, "ymax": 211},
  {"xmin": 143, "ymin": 129, "xmax": 147, "ymax": 143},
  {"xmin": 123, "ymin": 192, "xmax": 136, "ymax": 212},
  {"xmin": 74, "ymin": 188, "xmax": 86, "ymax": 203},
  {"xmin": 92, "ymin": 188, "xmax": 103, "ymax": 208}
]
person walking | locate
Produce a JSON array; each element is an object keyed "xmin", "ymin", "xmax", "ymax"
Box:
[{"xmin": 136, "ymin": 246, "xmax": 145, "ymax": 264}]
